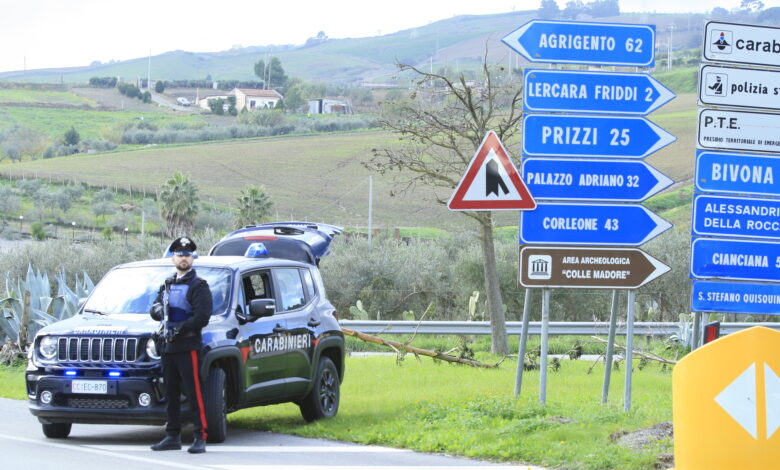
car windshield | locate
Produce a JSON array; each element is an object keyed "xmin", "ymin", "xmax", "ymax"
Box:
[{"xmin": 83, "ymin": 266, "xmax": 232, "ymax": 316}]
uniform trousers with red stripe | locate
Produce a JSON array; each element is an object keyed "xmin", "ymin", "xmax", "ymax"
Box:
[{"xmin": 161, "ymin": 350, "xmax": 208, "ymax": 440}]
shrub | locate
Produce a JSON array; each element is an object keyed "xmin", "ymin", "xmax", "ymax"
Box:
[
  {"xmin": 80, "ymin": 139, "xmax": 117, "ymax": 153},
  {"xmin": 195, "ymin": 208, "xmax": 233, "ymax": 231},
  {"xmin": 89, "ymin": 77, "xmax": 117, "ymax": 88},
  {"xmin": 155, "ymin": 81, "xmax": 165, "ymax": 93},
  {"xmin": 43, "ymin": 142, "xmax": 78, "ymax": 158},
  {"xmin": 30, "ymin": 222, "xmax": 46, "ymax": 240},
  {"xmin": 63, "ymin": 127, "xmax": 80, "ymax": 146}
]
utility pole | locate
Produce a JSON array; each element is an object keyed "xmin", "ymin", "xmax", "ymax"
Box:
[
  {"xmin": 668, "ymin": 24, "xmax": 674, "ymax": 71},
  {"xmin": 367, "ymin": 176, "xmax": 373, "ymax": 250},
  {"xmin": 147, "ymin": 49, "xmax": 151, "ymax": 91}
]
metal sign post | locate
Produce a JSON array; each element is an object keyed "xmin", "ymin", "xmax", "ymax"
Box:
[
  {"xmin": 514, "ymin": 288, "xmax": 533, "ymax": 396},
  {"xmin": 539, "ymin": 288, "xmax": 551, "ymax": 404},
  {"xmin": 624, "ymin": 290, "xmax": 637, "ymax": 411},
  {"xmin": 602, "ymin": 290, "xmax": 620, "ymax": 404}
]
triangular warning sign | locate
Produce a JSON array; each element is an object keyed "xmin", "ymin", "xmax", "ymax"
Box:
[{"xmin": 448, "ymin": 131, "xmax": 536, "ymax": 211}]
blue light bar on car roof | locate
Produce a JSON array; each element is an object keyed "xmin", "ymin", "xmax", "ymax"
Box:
[{"xmin": 245, "ymin": 242, "xmax": 269, "ymax": 258}]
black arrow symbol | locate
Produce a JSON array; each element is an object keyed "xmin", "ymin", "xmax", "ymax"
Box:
[{"xmin": 486, "ymin": 160, "xmax": 509, "ymax": 197}]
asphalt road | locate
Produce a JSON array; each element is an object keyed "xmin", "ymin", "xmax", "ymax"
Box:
[{"xmin": 1, "ymin": 398, "xmax": 543, "ymax": 469}]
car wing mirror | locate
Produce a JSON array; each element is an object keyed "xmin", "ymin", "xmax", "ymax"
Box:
[{"xmin": 248, "ymin": 298, "xmax": 276, "ymax": 320}]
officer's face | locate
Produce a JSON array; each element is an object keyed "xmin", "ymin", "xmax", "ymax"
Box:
[{"xmin": 172, "ymin": 253, "xmax": 193, "ymax": 272}]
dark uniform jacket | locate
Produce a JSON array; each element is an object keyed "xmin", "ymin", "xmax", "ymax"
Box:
[{"xmin": 150, "ymin": 269, "xmax": 213, "ymax": 353}]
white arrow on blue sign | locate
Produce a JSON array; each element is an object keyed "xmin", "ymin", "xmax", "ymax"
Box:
[
  {"xmin": 522, "ymin": 114, "xmax": 676, "ymax": 159},
  {"xmin": 522, "ymin": 158, "xmax": 672, "ymax": 202},
  {"xmin": 519, "ymin": 202, "xmax": 671, "ymax": 246},
  {"xmin": 692, "ymin": 194, "xmax": 780, "ymax": 240},
  {"xmin": 695, "ymin": 150, "xmax": 780, "ymax": 197},
  {"xmin": 692, "ymin": 280, "xmax": 780, "ymax": 315},
  {"xmin": 523, "ymin": 69, "xmax": 675, "ymax": 115},
  {"xmin": 690, "ymin": 238, "xmax": 780, "ymax": 282},
  {"xmin": 502, "ymin": 20, "xmax": 655, "ymax": 67}
]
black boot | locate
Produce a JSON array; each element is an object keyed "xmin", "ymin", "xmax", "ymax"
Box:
[
  {"xmin": 151, "ymin": 434, "xmax": 181, "ymax": 451},
  {"xmin": 187, "ymin": 436, "xmax": 206, "ymax": 454}
]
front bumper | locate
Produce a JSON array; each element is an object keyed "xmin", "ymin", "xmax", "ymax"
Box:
[{"xmin": 27, "ymin": 373, "xmax": 191, "ymax": 425}]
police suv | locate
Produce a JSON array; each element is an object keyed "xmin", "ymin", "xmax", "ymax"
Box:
[{"xmin": 26, "ymin": 222, "xmax": 345, "ymax": 442}]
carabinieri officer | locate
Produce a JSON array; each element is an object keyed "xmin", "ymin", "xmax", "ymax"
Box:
[{"xmin": 150, "ymin": 237, "xmax": 213, "ymax": 454}]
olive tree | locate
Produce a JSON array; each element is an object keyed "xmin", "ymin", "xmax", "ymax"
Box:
[{"xmin": 366, "ymin": 58, "xmax": 522, "ymax": 354}]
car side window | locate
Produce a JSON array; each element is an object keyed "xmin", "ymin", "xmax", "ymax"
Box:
[
  {"xmin": 275, "ymin": 268, "xmax": 306, "ymax": 312},
  {"xmin": 242, "ymin": 271, "xmax": 271, "ymax": 307},
  {"xmin": 302, "ymin": 269, "xmax": 316, "ymax": 299}
]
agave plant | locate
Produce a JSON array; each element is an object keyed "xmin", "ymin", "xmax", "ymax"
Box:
[{"xmin": 0, "ymin": 265, "xmax": 94, "ymax": 349}]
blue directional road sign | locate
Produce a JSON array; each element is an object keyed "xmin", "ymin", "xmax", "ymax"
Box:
[
  {"xmin": 695, "ymin": 150, "xmax": 780, "ymax": 197},
  {"xmin": 523, "ymin": 69, "xmax": 675, "ymax": 115},
  {"xmin": 519, "ymin": 203, "xmax": 671, "ymax": 246},
  {"xmin": 692, "ymin": 280, "xmax": 780, "ymax": 315},
  {"xmin": 692, "ymin": 194, "xmax": 780, "ymax": 241},
  {"xmin": 522, "ymin": 114, "xmax": 676, "ymax": 159},
  {"xmin": 502, "ymin": 20, "xmax": 655, "ymax": 67},
  {"xmin": 690, "ymin": 238, "xmax": 780, "ymax": 282},
  {"xmin": 523, "ymin": 158, "xmax": 672, "ymax": 202}
]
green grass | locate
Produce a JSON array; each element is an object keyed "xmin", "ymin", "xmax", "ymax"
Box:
[
  {"xmin": 0, "ymin": 89, "xmax": 97, "ymax": 107},
  {"xmin": 0, "ymin": 364, "xmax": 26, "ymax": 399},
  {"xmin": 0, "ymin": 106, "xmax": 206, "ymax": 141},
  {"xmin": 652, "ymin": 66, "xmax": 698, "ymax": 94},
  {"xmin": 1, "ymin": 131, "xmax": 488, "ymax": 229},
  {"xmin": 231, "ymin": 356, "xmax": 672, "ymax": 470},
  {"xmin": 0, "ymin": 356, "xmax": 673, "ymax": 469}
]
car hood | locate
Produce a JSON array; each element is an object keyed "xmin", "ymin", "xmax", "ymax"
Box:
[{"xmin": 37, "ymin": 313, "xmax": 159, "ymax": 337}]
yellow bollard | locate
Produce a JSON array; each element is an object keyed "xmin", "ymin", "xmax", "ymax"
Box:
[{"xmin": 673, "ymin": 326, "xmax": 780, "ymax": 469}]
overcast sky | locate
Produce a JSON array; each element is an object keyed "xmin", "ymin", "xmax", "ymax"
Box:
[{"xmin": 0, "ymin": 0, "xmax": 774, "ymax": 73}]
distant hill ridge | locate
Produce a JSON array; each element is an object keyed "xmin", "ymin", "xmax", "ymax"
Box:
[{"xmin": 0, "ymin": 10, "xmax": 705, "ymax": 85}]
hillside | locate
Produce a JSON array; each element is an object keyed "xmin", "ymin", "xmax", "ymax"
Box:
[
  {"xmin": 0, "ymin": 88, "xmax": 698, "ymax": 230},
  {"xmin": 0, "ymin": 10, "xmax": 709, "ymax": 85}
]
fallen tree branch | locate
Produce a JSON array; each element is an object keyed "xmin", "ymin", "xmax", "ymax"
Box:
[
  {"xmin": 342, "ymin": 327, "xmax": 500, "ymax": 368},
  {"xmin": 590, "ymin": 336, "xmax": 677, "ymax": 365}
]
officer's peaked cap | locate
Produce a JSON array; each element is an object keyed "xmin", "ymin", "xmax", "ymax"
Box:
[{"xmin": 168, "ymin": 236, "xmax": 197, "ymax": 254}]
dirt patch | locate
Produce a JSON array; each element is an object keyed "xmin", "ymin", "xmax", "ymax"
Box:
[
  {"xmin": 611, "ymin": 421, "xmax": 672, "ymax": 449},
  {"xmin": 611, "ymin": 422, "xmax": 673, "ymax": 468}
]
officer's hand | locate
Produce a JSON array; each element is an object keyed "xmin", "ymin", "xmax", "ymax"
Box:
[
  {"xmin": 164, "ymin": 322, "xmax": 183, "ymax": 342},
  {"xmin": 150, "ymin": 303, "xmax": 164, "ymax": 321}
]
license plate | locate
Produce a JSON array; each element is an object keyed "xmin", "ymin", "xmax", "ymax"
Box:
[{"xmin": 71, "ymin": 380, "xmax": 108, "ymax": 394}]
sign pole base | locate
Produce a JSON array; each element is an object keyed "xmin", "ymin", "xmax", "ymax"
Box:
[
  {"xmin": 514, "ymin": 288, "xmax": 532, "ymax": 397},
  {"xmin": 624, "ymin": 290, "xmax": 636, "ymax": 412},
  {"xmin": 602, "ymin": 290, "xmax": 620, "ymax": 404},
  {"xmin": 540, "ymin": 288, "xmax": 551, "ymax": 405}
]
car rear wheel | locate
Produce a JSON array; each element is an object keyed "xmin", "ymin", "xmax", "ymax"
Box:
[
  {"xmin": 204, "ymin": 367, "xmax": 227, "ymax": 443},
  {"xmin": 299, "ymin": 357, "xmax": 340, "ymax": 422},
  {"xmin": 42, "ymin": 422, "xmax": 71, "ymax": 438}
]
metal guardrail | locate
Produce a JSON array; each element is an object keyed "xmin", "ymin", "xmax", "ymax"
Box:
[{"xmin": 339, "ymin": 320, "xmax": 780, "ymax": 336}]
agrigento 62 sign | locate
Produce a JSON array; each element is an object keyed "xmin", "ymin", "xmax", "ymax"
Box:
[{"xmin": 519, "ymin": 246, "xmax": 670, "ymax": 289}]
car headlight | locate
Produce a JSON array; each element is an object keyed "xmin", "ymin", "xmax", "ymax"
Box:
[
  {"xmin": 39, "ymin": 336, "xmax": 58, "ymax": 360},
  {"xmin": 145, "ymin": 338, "xmax": 160, "ymax": 360}
]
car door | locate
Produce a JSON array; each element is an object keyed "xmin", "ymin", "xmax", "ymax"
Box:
[
  {"xmin": 237, "ymin": 269, "xmax": 289, "ymax": 401},
  {"xmin": 272, "ymin": 267, "xmax": 317, "ymax": 395}
]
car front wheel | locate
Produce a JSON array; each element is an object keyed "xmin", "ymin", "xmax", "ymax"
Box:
[
  {"xmin": 42, "ymin": 422, "xmax": 71, "ymax": 438},
  {"xmin": 299, "ymin": 357, "xmax": 340, "ymax": 422},
  {"xmin": 204, "ymin": 367, "xmax": 227, "ymax": 443}
]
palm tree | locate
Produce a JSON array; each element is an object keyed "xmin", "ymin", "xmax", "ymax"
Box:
[
  {"xmin": 235, "ymin": 185, "xmax": 273, "ymax": 228},
  {"xmin": 159, "ymin": 172, "xmax": 200, "ymax": 237}
]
